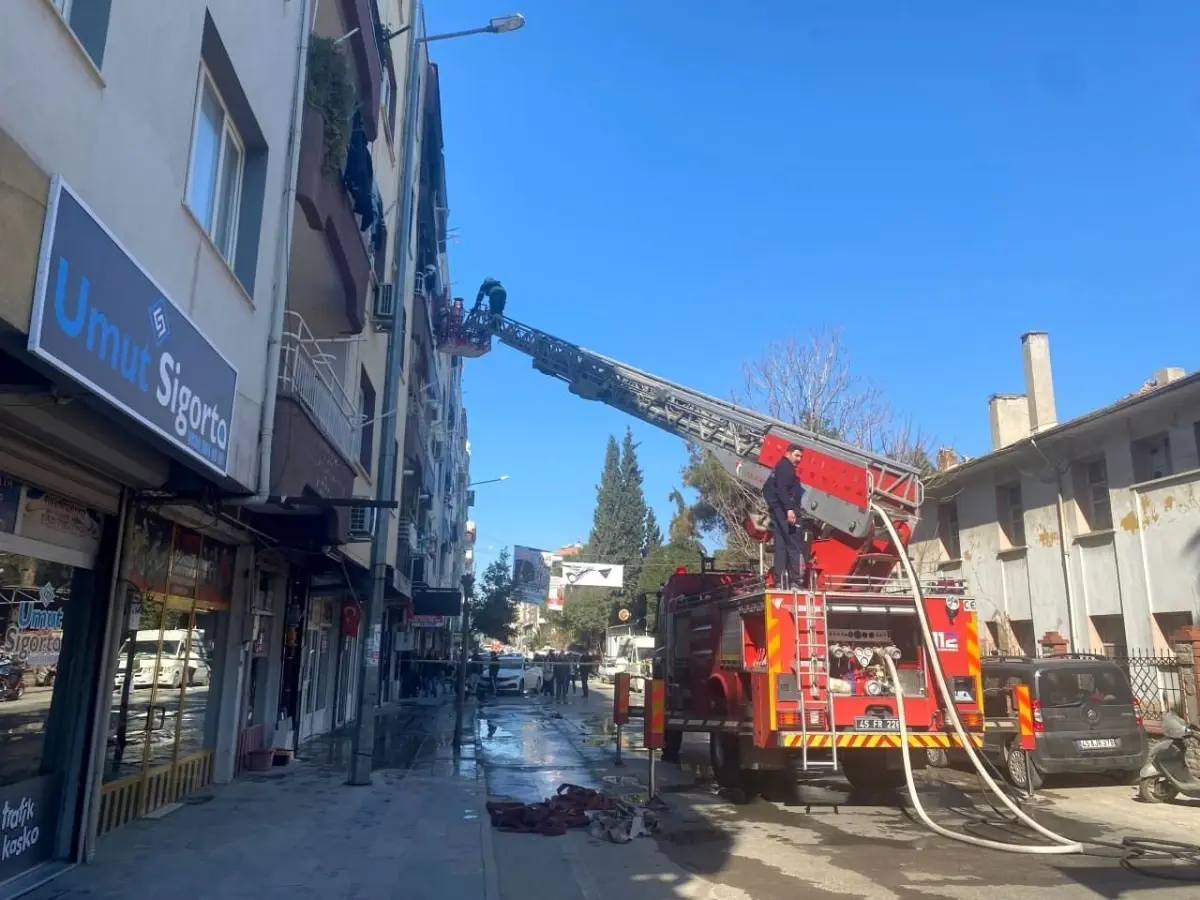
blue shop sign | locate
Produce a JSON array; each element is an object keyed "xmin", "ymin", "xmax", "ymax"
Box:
[{"xmin": 27, "ymin": 177, "xmax": 239, "ymax": 477}]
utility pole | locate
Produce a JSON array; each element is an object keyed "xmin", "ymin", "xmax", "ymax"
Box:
[
  {"xmin": 452, "ymin": 573, "xmax": 474, "ymax": 748},
  {"xmin": 348, "ymin": 13, "xmax": 422, "ymax": 787}
]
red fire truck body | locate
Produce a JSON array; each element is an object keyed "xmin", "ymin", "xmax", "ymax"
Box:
[{"xmin": 656, "ymin": 566, "xmax": 986, "ymax": 792}]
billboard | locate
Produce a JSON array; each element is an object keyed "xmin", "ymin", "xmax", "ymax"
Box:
[
  {"xmin": 547, "ymin": 575, "xmax": 565, "ymax": 611},
  {"xmin": 512, "ymin": 545, "xmax": 553, "ymax": 606},
  {"xmin": 561, "ymin": 561, "xmax": 624, "ymax": 589}
]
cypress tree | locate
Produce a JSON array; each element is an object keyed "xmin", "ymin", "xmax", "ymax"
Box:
[
  {"xmin": 644, "ymin": 508, "xmax": 663, "ymax": 556},
  {"xmin": 588, "ymin": 436, "xmax": 622, "ymax": 556},
  {"xmin": 614, "ymin": 428, "xmax": 649, "ymax": 590}
]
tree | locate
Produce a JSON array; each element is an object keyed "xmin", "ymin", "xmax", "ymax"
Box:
[
  {"xmin": 471, "ymin": 550, "xmax": 518, "ymax": 643},
  {"xmin": 612, "ymin": 428, "xmax": 649, "ymax": 587},
  {"xmin": 588, "ymin": 437, "xmax": 622, "ymax": 554},
  {"xmin": 643, "ymin": 508, "xmax": 663, "ymax": 556},
  {"xmin": 683, "ymin": 327, "xmax": 933, "ymax": 567}
]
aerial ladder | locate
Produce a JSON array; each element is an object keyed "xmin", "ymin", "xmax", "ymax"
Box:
[{"xmin": 438, "ymin": 307, "xmax": 925, "ymax": 586}]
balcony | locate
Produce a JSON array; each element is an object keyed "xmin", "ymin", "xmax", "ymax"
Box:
[
  {"xmin": 295, "ymin": 105, "xmax": 377, "ymax": 333},
  {"xmin": 277, "ymin": 311, "xmax": 362, "ymax": 467}
]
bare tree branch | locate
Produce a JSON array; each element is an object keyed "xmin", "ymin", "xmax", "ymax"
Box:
[{"xmin": 685, "ymin": 327, "xmax": 936, "ymax": 563}]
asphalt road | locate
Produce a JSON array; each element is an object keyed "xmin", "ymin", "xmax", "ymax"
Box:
[{"xmin": 478, "ymin": 682, "xmax": 1200, "ymax": 900}]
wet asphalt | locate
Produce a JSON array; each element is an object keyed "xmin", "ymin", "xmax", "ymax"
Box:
[{"xmin": 475, "ymin": 688, "xmax": 1200, "ymax": 900}]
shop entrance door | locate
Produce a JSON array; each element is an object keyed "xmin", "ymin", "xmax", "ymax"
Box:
[
  {"xmin": 100, "ymin": 511, "xmax": 235, "ymax": 835},
  {"xmin": 298, "ymin": 597, "xmax": 332, "ymax": 742}
]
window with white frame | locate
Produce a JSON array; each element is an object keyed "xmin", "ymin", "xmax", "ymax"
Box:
[
  {"xmin": 186, "ymin": 66, "xmax": 245, "ymax": 264},
  {"xmin": 995, "ymin": 481, "xmax": 1026, "ymax": 548},
  {"xmin": 1071, "ymin": 457, "xmax": 1113, "ymax": 532}
]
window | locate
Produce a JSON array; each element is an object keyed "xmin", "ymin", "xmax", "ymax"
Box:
[
  {"xmin": 937, "ymin": 500, "xmax": 961, "ymax": 560},
  {"xmin": 381, "ymin": 67, "xmax": 398, "ymax": 143},
  {"xmin": 51, "ymin": 0, "xmax": 112, "ymax": 68},
  {"xmin": 1072, "ymin": 457, "xmax": 1113, "ymax": 531},
  {"xmin": 187, "ymin": 67, "xmax": 245, "ymax": 264},
  {"xmin": 359, "ymin": 369, "xmax": 376, "ymax": 473},
  {"xmin": 1130, "ymin": 432, "xmax": 1173, "ymax": 483},
  {"xmin": 996, "ymin": 481, "xmax": 1025, "ymax": 548}
]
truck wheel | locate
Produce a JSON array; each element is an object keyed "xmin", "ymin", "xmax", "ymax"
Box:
[
  {"xmin": 663, "ymin": 728, "xmax": 683, "ymax": 763},
  {"xmin": 841, "ymin": 749, "xmax": 908, "ymax": 793},
  {"xmin": 709, "ymin": 732, "xmax": 758, "ymax": 801}
]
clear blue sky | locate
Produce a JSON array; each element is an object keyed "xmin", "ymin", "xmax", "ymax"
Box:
[{"xmin": 430, "ymin": 1, "xmax": 1200, "ymax": 571}]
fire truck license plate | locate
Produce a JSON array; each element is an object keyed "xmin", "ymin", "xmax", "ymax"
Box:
[{"xmin": 854, "ymin": 716, "xmax": 901, "ymax": 731}]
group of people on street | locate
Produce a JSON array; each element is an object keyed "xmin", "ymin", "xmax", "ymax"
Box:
[{"xmin": 536, "ymin": 650, "xmax": 594, "ymax": 704}]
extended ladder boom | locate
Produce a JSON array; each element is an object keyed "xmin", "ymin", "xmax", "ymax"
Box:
[{"xmin": 483, "ymin": 314, "xmax": 924, "ymax": 540}]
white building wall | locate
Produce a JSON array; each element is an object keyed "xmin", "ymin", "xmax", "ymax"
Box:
[
  {"xmin": 913, "ymin": 382, "xmax": 1200, "ymax": 656},
  {"xmin": 0, "ymin": 0, "xmax": 307, "ymax": 489}
]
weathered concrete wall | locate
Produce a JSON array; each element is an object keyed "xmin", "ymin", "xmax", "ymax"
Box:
[{"xmin": 913, "ymin": 384, "xmax": 1200, "ymax": 653}]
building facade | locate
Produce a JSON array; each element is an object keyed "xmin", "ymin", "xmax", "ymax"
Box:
[
  {"xmin": 0, "ymin": 0, "xmax": 474, "ymax": 892},
  {"xmin": 910, "ymin": 333, "xmax": 1200, "ymax": 660}
]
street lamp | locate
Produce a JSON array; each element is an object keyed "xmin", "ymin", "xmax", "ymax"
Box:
[
  {"xmin": 349, "ymin": 6, "xmax": 525, "ymax": 787},
  {"xmin": 469, "ymin": 475, "xmax": 510, "ymax": 487},
  {"xmin": 382, "ymin": 13, "xmax": 526, "ymax": 44}
]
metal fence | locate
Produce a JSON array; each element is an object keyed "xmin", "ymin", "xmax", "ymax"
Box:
[
  {"xmin": 982, "ymin": 645, "xmax": 1191, "ymax": 729},
  {"xmin": 1102, "ymin": 649, "xmax": 1188, "ymax": 728}
]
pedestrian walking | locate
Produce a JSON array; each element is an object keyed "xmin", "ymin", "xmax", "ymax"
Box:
[
  {"xmin": 488, "ymin": 651, "xmax": 500, "ymax": 695},
  {"xmin": 554, "ymin": 655, "xmax": 569, "ymax": 704},
  {"xmin": 542, "ymin": 652, "xmax": 556, "ymax": 698},
  {"xmin": 579, "ymin": 651, "xmax": 592, "ymax": 698}
]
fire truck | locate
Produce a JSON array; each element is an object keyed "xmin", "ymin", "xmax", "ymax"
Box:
[{"xmin": 438, "ymin": 308, "xmax": 987, "ymax": 794}]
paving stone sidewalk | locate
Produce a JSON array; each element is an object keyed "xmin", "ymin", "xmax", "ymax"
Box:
[{"xmin": 26, "ymin": 700, "xmax": 498, "ymax": 900}]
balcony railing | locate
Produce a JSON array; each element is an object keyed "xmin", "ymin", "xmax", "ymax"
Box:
[{"xmin": 278, "ymin": 311, "xmax": 362, "ymax": 466}]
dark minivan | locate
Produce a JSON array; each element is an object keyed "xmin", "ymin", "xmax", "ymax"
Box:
[{"xmin": 971, "ymin": 655, "xmax": 1147, "ymax": 788}]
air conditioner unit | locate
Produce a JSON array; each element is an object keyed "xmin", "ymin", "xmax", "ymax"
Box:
[
  {"xmin": 373, "ymin": 283, "xmax": 396, "ymax": 329},
  {"xmin": 348, "ymin": 506, "xmax": 377, "ymax": 540},
  {"xmin": 397, "ymin": 517, "xmax": 418, "ymax": 550}
]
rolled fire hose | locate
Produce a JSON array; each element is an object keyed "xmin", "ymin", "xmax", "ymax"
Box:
[{"xmin": 869, "ymin": 500, "xmax": 1200, "ymax": 876}]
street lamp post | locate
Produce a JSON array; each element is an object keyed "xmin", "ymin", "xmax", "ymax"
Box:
[
  {"xmin": 348, "ymin": 4, "xmax": 525, "ymax": 787},
  {"xmin": 469, "ymin": 475, "xmax": 510, "ymax": 487}
]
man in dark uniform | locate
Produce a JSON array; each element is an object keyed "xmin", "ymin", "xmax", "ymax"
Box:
[{"xmin": 762, "ymin": 444, "xmax": 805, "ymax": 588}]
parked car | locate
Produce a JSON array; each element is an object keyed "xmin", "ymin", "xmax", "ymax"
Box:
[
  {"xmin": 494, "ymin": 656, "xmax": 542, "ymax": 694},
  {"xmin": 928, "ymin": 654, "xmax": 1147, "ymax": 789}
]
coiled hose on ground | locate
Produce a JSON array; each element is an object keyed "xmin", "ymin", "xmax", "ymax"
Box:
[{"xmin": 868, "ymin": 501, "xmax": 1200, "ymax": 880}]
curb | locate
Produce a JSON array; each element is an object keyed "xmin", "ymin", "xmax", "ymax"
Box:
[{"xmin": 474, "ymin": 706, "xmax": 503, "ymax": 900}]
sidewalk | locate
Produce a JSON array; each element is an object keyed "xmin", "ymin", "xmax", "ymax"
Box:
[{"xmin": 27, "ymin": 699, "xmax": 498, "ymax": 900}]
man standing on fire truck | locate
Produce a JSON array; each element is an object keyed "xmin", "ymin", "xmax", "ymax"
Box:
[{"xmin": 763, "ymin": 444, "xmax": 806, "ymax": 588}]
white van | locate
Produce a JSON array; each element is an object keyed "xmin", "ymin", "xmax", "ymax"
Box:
[{"xmin": 113, "ymin": 629, "xmax": 210, "ymax": 691}]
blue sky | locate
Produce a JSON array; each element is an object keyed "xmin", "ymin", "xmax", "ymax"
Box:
[{"xmin": 429, "ymin": 1, "xmax": 1200, "ymax": 570}]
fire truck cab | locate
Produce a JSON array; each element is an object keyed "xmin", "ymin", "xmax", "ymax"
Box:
[{"xmin": 655, "ymin": 560, "xmax": 986, "ymax": 795}]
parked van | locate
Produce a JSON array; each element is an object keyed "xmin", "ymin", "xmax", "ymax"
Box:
[
  {"xmin": 113, "ymin": 629, "xmax": 210, "ymax": 691},
  {"xmin": 931, "ymin": 654, "xmax": 1147, "ymax": 789}
]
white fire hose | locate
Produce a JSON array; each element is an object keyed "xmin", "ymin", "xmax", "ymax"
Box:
[{"xmin": 868, "ymin": 501, "xmax": 1200, "ymax": 875}]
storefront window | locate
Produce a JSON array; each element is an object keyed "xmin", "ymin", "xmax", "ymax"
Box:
[
  {"xmin": 105, "ymin": 510, "xmax": 234, "ymax": 789},
  {"xmin": 0, "ymin": 553, "xmax": 74, "ymax": 787}
]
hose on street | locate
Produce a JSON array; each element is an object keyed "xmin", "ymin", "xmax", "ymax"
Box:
[{"xmin": 869, "ymin": 501, "xmax": 1200, "ymax": 880}]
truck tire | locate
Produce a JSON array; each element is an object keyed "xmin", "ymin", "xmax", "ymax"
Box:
[
  {"xmin": 710, "ymin": 731, "xmax": 757, "ymax": 800},
  {"xmin": 663, "ymin": 728, "xmax": 683, "ymax": 763},
  {"xmin": 840, "ymin": 749, "xmax": 907, "ymax": 793}
]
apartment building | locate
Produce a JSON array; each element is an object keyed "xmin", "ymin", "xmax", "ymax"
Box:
[
  {"xmin": 0, "ymin": 0, "xmax": 474, "ymax": 889},
  {"xmin": 910, "ymin": 333, "xmax": 1200, "ymax": 659}
]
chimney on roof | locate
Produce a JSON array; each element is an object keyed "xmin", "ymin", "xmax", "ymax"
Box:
[
  {"xmin": 1021, "ymin": 332, "xmax": 1057, "ymax": 433},
  {"xmin": 1153, "ymin": 367, "xmax": 1186, "ymax": 387},
  {"xmin": 989, "ymin": 394, "xmax": 1031, "ymax": 450}
]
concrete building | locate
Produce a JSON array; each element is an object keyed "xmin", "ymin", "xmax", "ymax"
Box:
[
  {"xmin": 0, "ymin": 0, "xmax": 312, "ymax": 890},
  {"xmin": 910, "ymin": 332, "xmax": 1200, "ymax": 659},
  {"xmin": 0, "ymin": 0, "xmax": 476, "ymax": 889}
]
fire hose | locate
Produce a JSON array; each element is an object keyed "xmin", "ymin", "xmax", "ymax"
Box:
[{"xmin": 870, "ymin": 501, "xmax": 1200, "ymax": 879}]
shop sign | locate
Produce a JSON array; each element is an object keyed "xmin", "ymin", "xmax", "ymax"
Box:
[
  {"xmin": 3, "ymin": 583, "xmax": 65, "ymax": 666},
  {"xmin": 0, "ymin": 775, "xmax": 58, "ymax": 882},
  {"xmin": 410, "ymin": 615, "xmax": 446, "ymax": 628},
  {"xmin": 17, "ymin": 487, "xmax": 102, "ymax": 557},
  {"xmin": 27, "ymin": 177, "xmax": 239, "ymax": 477}
]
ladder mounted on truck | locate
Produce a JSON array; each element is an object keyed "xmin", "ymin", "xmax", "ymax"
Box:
[{"xmin": 435, "ymin": 302, "xmax": 925, "ymax": 574}]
